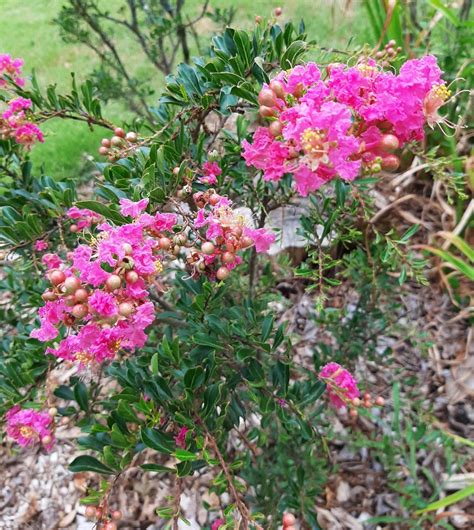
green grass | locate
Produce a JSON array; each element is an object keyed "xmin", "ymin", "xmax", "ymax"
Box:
[{"xmin": 0, "ymin": 0, "xmax": 370, "ymax": 177}]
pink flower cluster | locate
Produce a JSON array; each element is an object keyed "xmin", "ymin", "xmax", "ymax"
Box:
[
  {"xmin": 0, "ymin": 53, "xmax": 25, "ymax": 87},
  {"xmin": 319, "ymin": 362, "xmax": 360, "ymax": 408},
  {"xmin": 199, "ymin": 161, "xmax": 222, "ymax": 185},
  {"xmin": 1, "ymin": 96, "xmax": 43, "ymax": 148},
  {"xmin": 31, "ymin": 195, "xmax": 275, "ymax": 365},
  {"xmin": 6, "ymin": 406, "xmax": 55, "ymax": 450},
  {"xmin": 67, "ymin": 206, "xmax": 103, "ymax": 232},
  {"xmin": 242, "ymin": 56, "xmax": 448, "ymax": 195}
]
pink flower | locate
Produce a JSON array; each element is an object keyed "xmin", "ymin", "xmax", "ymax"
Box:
[
  {"xmin": 319, "ymin": 362, "xmax": 359, "ymax": 408},
  {"xmin": 199, "ymin": 161, "xmax": 222, "ymax": 185},
  {"xmin": 243, "ymin": 227, "xmax": 276, "ymax": 253},
  {"xmin": 211, "ymin": 519, "xmax": 225, "ymax": 530},
  {"xmin": 42, "ymin": 253, "xmax": 63, "ymax": 270},
  {"xmin": 6, "ymin": 406, "xmax": 55, "ymax": 450},
  {"xmin": 0, "ymin": 54, "xmax": 25, "ymax": 87},
  {"xmin": 242, "ymin": 127, "xmax": 289, "ymax": 181},
  {"xmin": 119, "ymin": 198, "xmax": 149, "ymax": 218},
  {"xmin": 174, "ymin": 426, "xmax": 189, "ymax": 449},
  {"xmin": 89, "ymin": 291, "xmax": 117, "ymax": 317},
  {"xmin": 30, "ymin": 300, "xmax": 66, "ymax": 342},
  {"xmin": 34, "ymin": 239, "xmax": 48, "ymax": 251},
  {"xmin": 14, "ymin": 123, "xmax": 44, "ymax": 148},
  {"xmin": 2, "ymin": 96, "xmax": 32, "ymax": 121},
  {"xmin": 67, "ymin": 207, "xmax": 102, "ymax": 229}
]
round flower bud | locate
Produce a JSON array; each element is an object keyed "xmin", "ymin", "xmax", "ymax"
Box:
[
  {"xmin": 74, "ymin": 288, "xmax": 89, "ymax": 303},
  {"xmin": 111, "ymin": 135, "xmax": 124, "ymax": 147},
  {"xmin": 125, "ymin": 131, "xmax": 137, "ymax": 143},
  {"xmin": 269, "ymin": 120, "xmax": 283, "ymax": 137},
  {"xmin": 72, "ymin": 304, "xmax": 88, "ymax": 319},
  {"xmin": 201, "ymin": 242, "xmax": 215, "ymax": 255},
  {"xmin": 106, "ymin": 274, "xmax": 122, "ymax": 291},
  {"xmin": 379, "ymin": 134, "xmax": 399, "ymax": 152},
  {"xmin": 111, "ymin": 510, "xmax": 122, "ymax": 521},
  {"xmin": 216, "ymin": 266, "xmax": 230, "ymax": 281},
  {"xmin": 258, "ymin": 88, "xmax": 277, "ymax": 107},
  {"xmin": 101, "ymin": 138, "xmax": 111, "ymax": 148},
  {"xmin": 64, "ymin": 276, "xmax": 81, "ymax": 294},
  {"xmin": 375, "ymin": 396, "xmax": 385, "ymax": 407},
  {"xmin": 285, "ymin": 527, "xmax": 296, "ymax": 530},
  {"xmin": 42, "ymin": 290, "xmax": 57, "ymax": 302},
  {"xmin": 259, "ymin": 105, "xmax": 276, "ymax": 118},
  {"xmin": 209, "ymin": 193, "xmax": 221, "ymax": 206},
  {"xmin": 159, "ymin": 237, "xmax": 172, "ymax": 250},
  {"xmin": 48, "ymin": 407, "xmax": 58, "ymax": 417},
  {"xmin": 64, "ymin": 295, "xmax": 76, "ymax": 308},
  {"xmin": 49, "ymin": 269, "xmax": 66, "ymax": 286},
  {"xmin": 282, "ymin": 513, "xmax": 296, "ymax": 527},
  {"xmin": 371, "ymin": 163, "xmax": 382, "ymax": 173},
  {"xmin": 98, "ymin": 146, "xmax": 109, "ymax": 156},
  {"xmin": 255, "ymin": 15, "xmax": 262, "ymax": 23},
  {"xmin": 70, "ymin": 224, "xmax": 78, "ymax": 233},
  {"xmin": 222, "ymin": 251, "xmax": 235, "ymax": 264},
  {"xmin": 173, "ymin": 166, "xmax": 180, "ymax": 176},
  {"xmin": 293, "ymin": 82, "xmax": 305, "ymax": 98},
  {"xmin": 381, "ymin": 154, "xmax": 400, "ymax": 171},
  {"xmin": 349, "ymin": 408, "xmax": 358, "ymax": 418},
  {"xmin": 41, "ymin": 435, "xmax": 52, "ymax": 446},
  {"xmin": 274, "ymin": 7, "xmax": 283, "ymax": 16},
  {"xmin": 231, "ymin": 226, "xmax": 243, "ymax": 238},
  {"xmin": 118, "ymin": 302, "xmax": 134, "ymax": 317},
  {"xmin": 174, "ymin": 234, "xmax": 187, "ymax": 246},
  {"xmin": 125, "ymin": 270, "xmax": 139, "ymax": 284},
  {"xmin": 108, "ymin": 155, "xmax": 117, "ymax": 163},
  {"xmin": 122, "ymin": 243, "xmax": 133, "ymax": 255},
  {"xmin": 114, "ymin": 127, "xmax": 126, "ymax": 138},
  {"xmin": 351, "ymin": 397, "xmax": 361, "ymax": 407},
  {"xmin": 104, "ymin": 522, "xmax": 117, "ymax": 530},
  {"xmin": 240, "ymin": 236, "xmax": 254, "ymax": 249},
  {"xmin": 85, "ymin": 506, "xmax": 96, "ymax": 519},
  {"xmin": 269, "ymin": 80, "xmax": 285, "ymax": 99},
  {"xmin": 388, "ymin": 39, "xmax": 396, "ymax": 47}
]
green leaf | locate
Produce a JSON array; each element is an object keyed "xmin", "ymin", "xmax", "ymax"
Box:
[
  {"xmin": 74, "ymin": 200, "xmax": 126, "ymax": 225},
  {"xmin": 261, "ymin": 315, "xmax": 274, "ymax": 342},
  {"xmin": 141, "ymin": 428, "xmax": 175, "ymax": 454},
  {"xmin": 73, "ymin": 381, "xmax": 89, "ymax": 412},
  {"xmin": 173, "ymin": 448, "xmax": 197, "ymax": 462},
  {"xmin": 416, "ymin": 483, "xmax": 474, "ymax": 514},
  {"xmin": 141, "ymin": 463, "xmax": 176, "ymax": 473},
  {"xmin": 69, "ymin": 455, "xmax": 115, "ymax": 475}
]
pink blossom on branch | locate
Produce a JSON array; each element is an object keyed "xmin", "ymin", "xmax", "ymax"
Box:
[
  {"xmin": 319, "ymin": 362, "xmax": 360, "ymax": 408},
  {"xmin": 6, "ymin": 406, "xmax": 55, "ymax": 450}
]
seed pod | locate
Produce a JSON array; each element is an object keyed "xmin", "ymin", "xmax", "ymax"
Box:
[
  {"xmin": 106, "ymin": 274, "xmax": 122, "ymax": 291},
  {"xmin": 64, "ymin": 276, "xmax": 81, "ymax": 294},
  {"xmin": 259, "ymin": 105, "xmax": 276, "ymax": 118},
  {"xmin": 125, "ymin": 270, "xmax": 139, "ymax": 284},
  {"xmin": 49, "ymin": 269, "xmax": 66, "ymax": 286},
  {"xmin": 118, "ymin": 302, "xmax": 134, "ymax": 317},
  {"xmin": 381, "ymin": 154, "xmax": 400, "ymax": 171},
  {"xmin": 72, "ymin": 304, "xmax": 88, "ymax": 319},
  {"xmin": 114, "ymin": 127, "xmax": 126, "ymax": 138},
  {"xmin": 269, "ymin": 80, "xmax": 285, "ymax": 99},
  {"xmin": 201, "ymin": 242, "xmax": 215, "ymax": 255},
  {"xmin": 258, "ymin": 88, "xmax": 277, "ymax": 107},
  {"xmin": 216, "ymin": 266, "xmax": 230, "ymax": 280}
]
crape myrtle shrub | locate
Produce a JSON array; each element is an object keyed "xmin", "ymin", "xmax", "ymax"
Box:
[{"xmin": 0, "ymin": 16, "xmax": 453, "ymax": 530}]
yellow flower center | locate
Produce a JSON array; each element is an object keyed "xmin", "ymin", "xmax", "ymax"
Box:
[
  {"xmin": 75, "ymin": 351, "xmax": 94, "ymax": 365},
  {"xmin": 431, "ymin": 83, "xmax": 451, "ymax": 101},
  {"xmin": 154, "ymin": 260, "xmax": 164, "ymax": 274},
  {"xmin": 20, "ymin": 425, "xmax": 36, "ymax": 438},
  {"xmin": 301, "ymin": 129, "xmax": 327, "ymax": 156}
]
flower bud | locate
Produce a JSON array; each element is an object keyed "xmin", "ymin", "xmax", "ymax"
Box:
[
  {"xmin": 111, "ymin": 135, "xmax": 124, "ymax": 147},
  {"xmin": 111, "ymin": 510, "xmax": 122, "ymax": 521},
  {"xmin": 222, "ymin": 252, "xmax": 235, "ymax": 264},
  {"xmin": 258, "ymin": 88, "xmax": 277, "ymax": 107},
  {"xmin": 41, "ymin": 435, "xmax": 52, "ymax": 446},
  {"xmin": 274, "ymin": 7, "xmax": 283, "ymax": 16},
  {"xmin": 379, "ymin": 134, "xmax": 399, "ymax": 152},
  {"xmin": 70, "ymin": 224, "xmax": 78, "ymax": 233},
  {"xmin": 269, "ymin": 80, "xmax": 285, "ymax": 99},
  {"xmin": 48, "ymin": 407, "xmax": 58, "ymax": 417},
  {"xmin": 101, "ymin": 138, "xmax": 111, "ymax": 148},
  {"xmin": 125, "ymin": 270, "xmax": 139, "ymax": 284},
  {"xmin": 122, "ymin": 243, "xmax": 133, "ymax": 255},
  {"xmin": 118, "ymin": 302, "xmax": 134, "ymax": 317},
  {"xmin": 42, "ymin": 290, "xmax": 57, "ymax": 302},
  {"xmin": 255, "ymin": 15, "xmax": 262, "ymax": 23},
  {"xmin": 106, "ymin": 274, "xmax": 122, "ymax": 291},
  {"xmin": 63, "ymin": 276, "xmax": 81, "ymax": 294},
  {"xmin": 240, "ymin": 236, "xmax": 253, "ymax": 248},
  {"xmin": 269, "ymin": 120, "xmax": 283, "ymax": 137},
  {"xmin": 125, "ymin": 131, "xmax": 137, "ymax": 143},
  {"xmin": 216, "ymin": 266, "xmax": 230, "ymax": 280},
  {"xmin": 381, "ymin": 154, "xmax": 400, "ymax": 171},
  {"xmin": 159, "ymin": 237, "xmax": 172, "ymax": 250},
  {"xmin": 282, "ymin": 513, "xmax": 296, "ymax": 527},
  {"xmin": 375, "ymin": 396, "xmax": 385, "ymax": 406},
  {"xmin": 49, "ymin": 269, "xmax": 66, "ymax": 286},
  {"xmin": 64, "ymin": 295, "xmax": 76, "ymax": 307},
  {"xmin": 349, "ymin": 409, "xmax": 358, "ymax": 418},
  {"xmin": 173, "ymin": 166, "xmax": 180, "ymax": 176},
  {"xmin": 259, "ymin": 105, "xmax": 276, "ymax": 118},
  {"xmin": 174, "ymin": 234, "xmax": 187, "ymax": 246},
  {"xmin": 209, "ymin": 193, "xmax": 221, "ymax": 206},
  {"xmin": 104, "ymin": 522, "xmax": 117, "ymax": 530},
  {"xmin": 98, "ymin": 146, "xmax": 109, "ymax": 156},
  {"xmin": 201, "ymin": 242, "xmax": 215, "ymax": 255},
  {"xmin": 72, "ymin": 304, "xmax": 88, "ymax": 319},
  {"xmin": 114, "ymin": 127, "xmax": 126, "ymax": 138},
  {"xmin": 74, "ymin": 288, "xmax": 89, "ymax": 303}
]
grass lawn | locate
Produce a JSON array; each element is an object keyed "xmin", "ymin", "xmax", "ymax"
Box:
[{"xmin": 0, "ymin": 0, "xmax": 370, "ymax": 177}]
